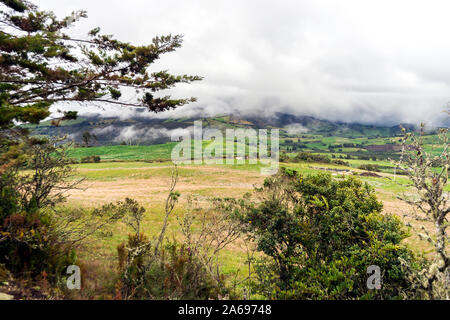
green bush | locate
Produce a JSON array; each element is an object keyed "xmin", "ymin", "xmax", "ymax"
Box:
[
  {"xmin": 293, "ymin": 152, "xmax": 331, "ymax": 164},
  {"xmin": 331, "ymin": 159, "xmax": 349, "ymax": 166},
  {"xmin": 81, "ymin": 155, "xmax": 101, "ymax": 163},
  {"xmin": 232, "ymin": 168, "xmax": 423, "ymax": 299},
  {"xmin": 279, "ymin": 153, "xmax": 290, "ymax": 163},
  {"xmin": 0, "ymin": 210, "xmax": 77, "ymax": 282},
  {"xmin": 359, "ymin": 164, "xmax": 380, "ymax": 172}
]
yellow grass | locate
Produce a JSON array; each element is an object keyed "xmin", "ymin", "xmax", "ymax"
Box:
[{"xmin": 64, "ymin": 161, "xmax": 443, "ymax": 298}]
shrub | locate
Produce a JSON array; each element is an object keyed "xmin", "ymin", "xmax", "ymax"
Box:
[
  {"xmin": 0, "ymin": 138, "xmax": 81, "ymax": 282},
  {"xmin": 81, "ymin": 155, "xmax": 101, "ymax": 163},
  {"xmin": 118, "ymin": 239, "xmax": 223, "ymax": 300},
  {"xmin": 229, "ymin": 168, "xmax": 423, "ymax": 299},
  {"xmin": 359, "ymin": 164, "xmax": 380, "ymax": 172},
  {"xmin": 0, "ymin": 139, "xmax": 120, "ymax": 287},
  {"xmin": 293, "ymin": 152, "xmax": 330, "ymax": 164},
  {"xmin": 115, "ymin": 197, "xmax": 231, "ymax": 300},
  {"xmin": 115, "ymin": 170, "xmax": 233, "ymax": 300},
  {"xmin": 0, "ymin": 210, "xmax": 77, "ymax": 281},
  {"xmin": 279, "ymin": 153, "xmax": 290, "ymax": 163},
  {"xmin": 331, "ymin": 159, "xmax": 349, "ymax": 166}
]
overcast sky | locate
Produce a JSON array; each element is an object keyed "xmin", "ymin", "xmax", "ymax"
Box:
[{"xmin": 36, "ymin": 0, "xmax": 450, "ymax": 126}]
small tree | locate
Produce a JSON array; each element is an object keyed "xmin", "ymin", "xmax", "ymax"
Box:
[
  {"xmin": 226, "ymin": 168, "xmax": 422, "ymax": 299},
  {"xmin": 393, "ymin": 124, "xmax": 449, "ymax": 299},
  {"xmin": 81, "ymin": 131, "xmax": 97, "ymax": 147},
  {"xmin": 0, "ymin": 135, "xmax": 82, "ymax": 216},
  {"xmin": 116, "ymin": 166, "xmax": 179, "ymax": 298},
  {"xmin": 18, "ymin": 136, "xmax": 83, "ymax": 211}
]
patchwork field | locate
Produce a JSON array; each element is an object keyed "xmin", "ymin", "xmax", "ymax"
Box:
[{"xmin": 67, "ymin": 130, "xmax": 448, "ymax": 173}]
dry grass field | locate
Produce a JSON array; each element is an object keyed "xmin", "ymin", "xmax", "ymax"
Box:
[{"xmin": 60, "ymin": 160, "xmax": 446, "ymax": 297}]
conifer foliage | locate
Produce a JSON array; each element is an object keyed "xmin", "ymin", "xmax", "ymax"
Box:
[{"xmin": 0, "ymin": 0, "xmax": 202, "ymax": 130}]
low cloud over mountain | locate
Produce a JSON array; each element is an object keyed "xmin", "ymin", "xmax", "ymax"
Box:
[{"xmin": 40, "ymin": 0, "xmax": 450, "ymax": 127}]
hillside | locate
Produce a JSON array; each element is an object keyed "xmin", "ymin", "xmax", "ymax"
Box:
[{"xmin": 25, "ymin": 112, "xmax": 427, "ymax": 146}]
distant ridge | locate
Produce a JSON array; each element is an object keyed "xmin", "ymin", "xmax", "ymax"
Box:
[{"xmin": 24, "ymin": 112, "xmax": 434, "ymax": 146}]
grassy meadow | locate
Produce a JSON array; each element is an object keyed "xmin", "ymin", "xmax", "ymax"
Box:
[{"xmin": 64, "ymin": 148, "xmax": 448, "ymax": 297}]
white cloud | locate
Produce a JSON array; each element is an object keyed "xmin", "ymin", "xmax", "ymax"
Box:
[
  {"xmin": 284, "ymin": 123, "xmax": 309, "ymax": 135},
  {"xmin": 37, "ymin": 0, "xmax": 450, "ymax": 126},
  {"xmin": 88, "ymin": 124, "xmax": 193, "ymax": 144}
]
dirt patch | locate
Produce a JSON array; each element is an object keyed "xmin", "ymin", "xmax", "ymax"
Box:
[
  {"xmin": 382, "ymin": 200, "xmax": 439, "ymax": 255},
  {"xmin": 67, "ymin": 166, "xmax": 264, "ymax": 206}
]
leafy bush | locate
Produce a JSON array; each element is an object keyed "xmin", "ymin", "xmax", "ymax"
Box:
[
  {"xmin": 0, "ymin": 139, "xmax": 77, "ymax": 281},
  {"xmin": 331, "ymin": 159, "xmax": 349, "ymax": 166},
  {"xmin": 81, "ymin": 155, "xmax": 101, "ymax": 163},
  {"xmin": 293, "ymin": 152, "xmax": 331, "ymax": 163},
  {"xmin": 0, "ymin": 210, "xmax": 77, "ymax": 281},
  {"xmin": 279, "ymin": 153, "xmax": 290, "ymax": 163},
  {"xmin": 229, "ymin": 168, "xmax": 423, "ymax": 299},
  {"xmin": 359, "ymin": 164, "xmax": 380, "ymax": 172}
]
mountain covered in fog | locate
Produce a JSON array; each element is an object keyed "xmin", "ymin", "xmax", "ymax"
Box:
[{"xmin": 24, "ymin": 113, "xmax": 425, "ymax": 146}]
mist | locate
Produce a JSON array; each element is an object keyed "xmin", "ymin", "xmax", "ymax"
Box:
[{"xmin": 37, "ymin": 0, "xmax": 450, "ymax": 127}]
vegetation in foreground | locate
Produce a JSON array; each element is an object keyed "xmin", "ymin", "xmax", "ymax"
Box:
[
  {"xmin": 1, "ymin": 126, "xmax": 448, "ymax": 299},
  {"xmin": 222, "ymin": 168, "xmax": 425, "ymax": 299},
  {"xmin": 0, "ymin": 0, "xmax": 449, "ymax": 300}
]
